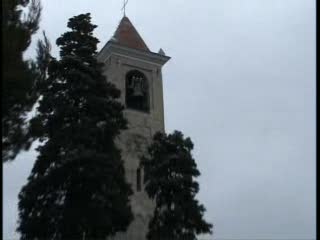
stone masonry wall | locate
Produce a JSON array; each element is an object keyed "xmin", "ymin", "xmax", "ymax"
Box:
[{"xmin": 101, "ymin": 52, "xmax": 165, "ymax": 240}]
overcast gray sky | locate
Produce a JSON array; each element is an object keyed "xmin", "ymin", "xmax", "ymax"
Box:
[{"xmin": 3, "ymin": 0, "xmax": 315, "ymax": 239}]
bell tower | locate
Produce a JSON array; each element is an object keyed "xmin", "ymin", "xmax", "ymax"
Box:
[{"xmin": 97, "ymin": 16, "xmax": 170, "ymax": 239}]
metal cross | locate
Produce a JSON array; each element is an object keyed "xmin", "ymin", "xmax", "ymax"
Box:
[{"xmin": 121, "ymin": 0, "xmax": 129, "ymax": 16}]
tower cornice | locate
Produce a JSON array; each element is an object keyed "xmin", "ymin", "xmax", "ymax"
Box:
[{"xmin": 98, "ymin": 41, "xmax": 170, "ymax": 67}]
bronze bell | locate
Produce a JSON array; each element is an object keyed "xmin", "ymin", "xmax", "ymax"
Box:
[{"xmin": 132, "ymin": 77, "xmax": 144, "ymax": 97}]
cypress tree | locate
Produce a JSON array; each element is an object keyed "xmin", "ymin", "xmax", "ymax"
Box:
[
  {"xmin": 2, "ymin": 0, "xmax": 42, "ymax": 161},
  {"xmin": 141, "ymin": 131, "xmax": 213, "ymax": 240},
  {"xmin": 17, "ymin": 13, "xmax": 133, "ymax": 239}
]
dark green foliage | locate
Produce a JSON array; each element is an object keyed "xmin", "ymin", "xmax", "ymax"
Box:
[
  {"xmin": 2, "ymin": 0, "xmax": 42, "ymax": 161},
  {"xmin": 141, "ymin": 131, "xmax": 213, "ymax": 240},
  {"xmin": 35, "ymin": 31, "xmax": 51, "ymax": 87},
  {"xmin": 17, "ymin": 13, "xmax": 133, "ymax": 239}
]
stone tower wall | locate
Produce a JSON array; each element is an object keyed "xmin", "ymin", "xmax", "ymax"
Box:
[{"xmin": 99, "ymin": 51, "xmax": 166, "ymax": 240}]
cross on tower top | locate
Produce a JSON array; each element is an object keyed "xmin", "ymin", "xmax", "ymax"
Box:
[{"xmin": 121, "ymin": 0, "xmax": 129, "ymax": 16}]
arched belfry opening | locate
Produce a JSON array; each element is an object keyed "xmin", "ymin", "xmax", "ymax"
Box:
[{"xmin": 125, "ymin": 70, "xmax": 149, "ymax": 112}]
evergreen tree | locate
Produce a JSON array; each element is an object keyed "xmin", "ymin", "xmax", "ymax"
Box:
[
  {"xmin": 141, "ymin": 131, "xmax": 213, "ymax": 240},
  {"xmin": 24, "ymin": 31, "xmax": 52, "ymax": 139},
  {"xmin": 17, "ymin": 13, "xmax": 133, "ymax": 239},
  {"xmin": 2, "ymin": 0, "xmax": 42, "ymax": 161},
  {"xmin": 35, "ymin": 31, "xmax": 52, "ymax": 86}
]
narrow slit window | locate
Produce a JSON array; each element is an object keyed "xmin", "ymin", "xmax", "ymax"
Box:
[{"xmin": 136, "ymin": 168, "xmax": 141, "ymax": 192}]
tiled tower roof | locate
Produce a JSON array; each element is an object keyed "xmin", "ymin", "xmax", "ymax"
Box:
[{"xmin": 111, "ymin": 16, "xmax": 150, "ymax": 51}]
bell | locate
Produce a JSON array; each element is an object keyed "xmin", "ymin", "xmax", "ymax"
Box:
[
  {"xmin": 132, "ymin": 77, "xmax": 144, "ymax": 97},
  {"xmin": 128, "ymin": 76, "xmax": 136, "ymax": 88}
]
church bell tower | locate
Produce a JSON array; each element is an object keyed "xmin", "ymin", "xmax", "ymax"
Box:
[{"xmin": 97, "ymin": 16, "xmax": 170, "ymax": 239}]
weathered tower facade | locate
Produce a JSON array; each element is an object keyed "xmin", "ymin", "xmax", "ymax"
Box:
[{"xmin": 97, "ymin": 17, "xmax": 170, "ymax": 239}]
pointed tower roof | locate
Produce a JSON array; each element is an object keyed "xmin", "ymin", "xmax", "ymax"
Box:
[{"xmin": 111, "ymin": 16, "xmax": 150, "ymax": 52}]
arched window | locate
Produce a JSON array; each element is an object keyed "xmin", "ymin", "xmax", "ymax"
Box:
[{"xmin": 125, "ymin": 70, "xmax": 149, "ymax": 112}]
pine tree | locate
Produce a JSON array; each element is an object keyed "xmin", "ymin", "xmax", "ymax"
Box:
[
  {"xmin": 35, "ymin": 31, "xmax": 52, "ymax": 86},
  {"xmin": 141, "ymin": 131, "xmax": 213, "ymax": 240},
  {"xmin": 17, "ymin": 13, "xmax": 133, "ymax": 239},
  {"xmin": 2, "ymin": 0, "xmax": 42, "ymax": 161}
]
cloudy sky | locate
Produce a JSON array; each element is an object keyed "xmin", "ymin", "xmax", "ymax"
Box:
[{"xmin": 3, "ymin": 0, "xmax": 315, "ymax": 239}]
